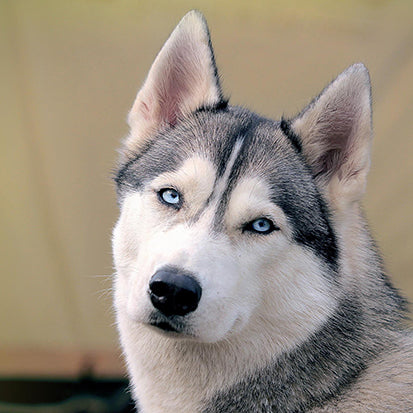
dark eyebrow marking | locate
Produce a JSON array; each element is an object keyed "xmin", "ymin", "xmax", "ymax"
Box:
[{"xmin": 212, "ymin": 116, "xmax": 262, "ymax": 231}]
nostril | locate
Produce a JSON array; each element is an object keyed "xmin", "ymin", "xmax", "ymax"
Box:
[
  {"xmin": 148, "ymin": 268, "xmax": 202, "ymax": 317},
  {"xmin": 176, "ymin": 289, "xmax": 197, "ymax": 303},
  {"xmin": 175, "ymin": 288, "xmax": 199, "ymax": 313},
  {"xmin": 150, "ymin": 281, "xmax": 172, "ymax": 298}
]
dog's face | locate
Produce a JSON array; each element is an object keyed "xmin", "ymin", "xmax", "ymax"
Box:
[
  {"xmin": 113, "ymin": 11, "xmax": 372, "ymax": 347},
  {"xmin": 114, "ymin": 109, "xmax": 338, "ymax": 343}
]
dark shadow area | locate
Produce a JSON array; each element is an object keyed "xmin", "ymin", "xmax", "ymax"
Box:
[{"xmin": 0, "ymin": 378, "xmax": 135, "ymax": 412}]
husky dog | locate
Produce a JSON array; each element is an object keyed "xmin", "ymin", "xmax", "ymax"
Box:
[{"xmin": 112, "ymin": 10, "xmax": 413, "ymax": 412}]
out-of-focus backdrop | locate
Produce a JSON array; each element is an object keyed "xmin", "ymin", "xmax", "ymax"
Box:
[{"xmin": 1, "ymin": 0, "xmax": 412, "ymax": 379}]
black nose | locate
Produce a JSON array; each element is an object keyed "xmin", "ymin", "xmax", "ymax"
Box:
[{"xmin": 148, "ymin": 268, "xmax": 202, "ymax": 317}]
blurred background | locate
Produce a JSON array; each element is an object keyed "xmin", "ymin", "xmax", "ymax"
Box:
[{"xmin": 0, "ymin": 0, "xmax": 412, "ymax": 408}]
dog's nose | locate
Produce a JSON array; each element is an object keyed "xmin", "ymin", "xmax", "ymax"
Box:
[{"xmin": 148, "ymin": 268, "xmax": 202, "ymax": 317}]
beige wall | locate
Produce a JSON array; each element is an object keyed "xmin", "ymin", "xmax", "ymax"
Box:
[{"xmin": 1, "ymin": 0, "xmax": 412, "ymax": 355}]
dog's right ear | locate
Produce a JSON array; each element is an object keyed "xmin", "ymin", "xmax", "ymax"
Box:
[{"xmin": 123, "ymin": 11, "xmax": 224, "ymax": 155}]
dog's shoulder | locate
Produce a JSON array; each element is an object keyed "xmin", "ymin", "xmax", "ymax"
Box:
[{"xmin": 313, "ymin": 333, "xmax": 413, "ymax": 412}]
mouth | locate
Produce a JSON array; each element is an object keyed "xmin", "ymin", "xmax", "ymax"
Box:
[
  {"xmin": 149, "ymin": 320, "xmax": 178, "ymax": 332},
  {"xmin": 147, "ymin": 312, "xmax": 188, "ymax": 335}
]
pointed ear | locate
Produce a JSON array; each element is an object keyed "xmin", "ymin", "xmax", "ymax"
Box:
[
  {"xmin": 124, "ymin": 11, "xmax": 224, "ymax": 154},
  {"xmin": 291, "ymin": 64, "xmax": 373, "ymax": 208}
]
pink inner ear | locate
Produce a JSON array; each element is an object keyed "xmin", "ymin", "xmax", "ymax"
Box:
[
  {"xmin": 310, "ymin": 91, "xmax": 367, "ymax": 183},
  {"xmin": 127, "ymin": 11, "xmax": 222, "ymax": 149},
  {"xmin": 292, "ymin": 64, "xmax": 372, "ymax": 188},
  {"xmin": 160, "ymin": 79, "xmax": 183, "ymax": 127},
  {"xmin": 155, "ymin": 39, "xmax": 212, "ymax": 125}
]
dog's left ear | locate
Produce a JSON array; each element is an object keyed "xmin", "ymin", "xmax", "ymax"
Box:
[
  {"xmin": 124, "ymin": 11, "xmax": 224, "ymax": 154},
  {"xmin": 291, "ymin": 64, "xmax": 372, "ymax": 209}
]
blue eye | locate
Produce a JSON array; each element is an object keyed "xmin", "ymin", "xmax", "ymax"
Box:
[
  {"xmin": 244, "ymin": 218, "xmax": 277, "ymax": 235},
  {"xmin": 158, "ymin": 188, "xmax": 181, "ymax": 207}
]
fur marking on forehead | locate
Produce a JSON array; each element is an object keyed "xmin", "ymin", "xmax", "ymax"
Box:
[{"xmin": 210, "ymin": 138, "xmax": 244, "ymax": 203}]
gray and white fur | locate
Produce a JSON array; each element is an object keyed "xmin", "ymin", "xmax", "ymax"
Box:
[{"xmin": 112, "ymin": 10, "xmax": 413, "ymax": 412}]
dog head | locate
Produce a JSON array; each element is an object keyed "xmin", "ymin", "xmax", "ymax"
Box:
[{"xmin": 113, "ymin": 11, "xmax": 372, "ymax": 347}]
